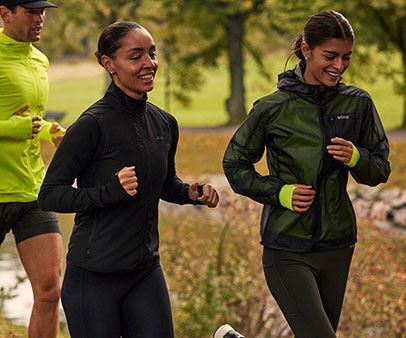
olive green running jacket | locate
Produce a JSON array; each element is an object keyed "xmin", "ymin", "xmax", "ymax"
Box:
[{"xmin": 223, "ymin": 63, "xmax": 390, "ymax": 252}]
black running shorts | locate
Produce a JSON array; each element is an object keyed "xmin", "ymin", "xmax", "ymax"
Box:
[{"xmin": 0, "ymin": 201, "xmax": 60, "ymax": 244}]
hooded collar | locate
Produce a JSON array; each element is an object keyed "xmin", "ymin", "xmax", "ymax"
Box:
[
  {"xmin": 277, "ymin": 62, "xmax": 342, "ymax": 98},
  {"xmin": 105, "ymin": 81, "xmax": 147, "ymax": 115},
  {"xmin": 0, "ymin": 29, "xmax": 32, "ymax": 55}
]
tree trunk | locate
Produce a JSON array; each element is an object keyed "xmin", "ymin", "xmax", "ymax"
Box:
[
  {"xmin": 225, "ymin": 13, "xmax": 247, "ymax": 125},
  {"xmin": 402, "ymin": 52, "xmax": 406, "ymax": 129}
]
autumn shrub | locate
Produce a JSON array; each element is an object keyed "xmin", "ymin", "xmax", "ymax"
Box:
[
  {"xmin": 160, "ymin": 185, "xmax": 405, "ymax": 338},
  {"xmin": 338, "ymin": 221, "xmax": 406, "ymax": 338},
  {"xmin": 160, "ymin": 191, "xmax": 291, "ymax": 338}
]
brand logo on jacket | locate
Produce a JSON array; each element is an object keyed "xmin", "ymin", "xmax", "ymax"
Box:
[{"xmin": 336, "ymin": 115, "xmax": 350, "ymax": 120}]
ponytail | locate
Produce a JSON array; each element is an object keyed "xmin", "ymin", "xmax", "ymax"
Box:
[{"xmin": 293, "ymin": 33, "xmax": 305, "ymax": 62}]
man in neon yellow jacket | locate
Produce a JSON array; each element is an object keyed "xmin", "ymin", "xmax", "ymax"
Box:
[{"xmin": 0, "ymin": 1, "xmax": 63, "ymax": 337}]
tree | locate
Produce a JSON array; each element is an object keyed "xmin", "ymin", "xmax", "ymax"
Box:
[
  {"xmin": 340, "ymin": 0, "xmax": 406, "ymax": 128},
  {"xmin": 148, "ymin": 0, "xmax": 275, "ymax": 125},
  {"xmin": 146, "ymin": 0, "xmax": 321, "ymax": 125},
  {"xmin": 38, "ymin": 0, "xmax": 321, "ymax": 124},
  {"xmin": 39, "ymin": 0, "xmax": 142, "ymax": 59}
]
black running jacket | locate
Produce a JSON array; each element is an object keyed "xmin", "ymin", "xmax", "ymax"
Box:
[{"xmin": 39, "ymin": 82, "xmax": 198, "ymax": 272}]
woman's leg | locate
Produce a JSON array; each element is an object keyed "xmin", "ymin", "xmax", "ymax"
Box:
[
  {"xmin": 121, "ymin": 265, "xmax": 174, "ymax": 338},
  {"xmin": 263, "ymin": 249, "xmax": 337, "ymax": 338},
  {"xmin": 317, "ymin": 246, "xmax": 354, "ymax": 331},
  {"xmin": 61, "ymin": 264, "xmax": 122, "ymax": 338}
]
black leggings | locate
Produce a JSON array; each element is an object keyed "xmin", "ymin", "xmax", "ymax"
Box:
[
  {"xmin": 61, "ymin": 262, "xmax": 174, "ymax": 338},
  {"xmin": 263, "ymin": 246, "xmax": 354, "ymax": 338}
]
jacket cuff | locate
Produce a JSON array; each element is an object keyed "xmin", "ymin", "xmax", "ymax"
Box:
[
  {"xmin": 278, "ymin": 184, "xmax": 295, "ymax": 211},
  {"xmin": 38, "ymin": 120, "xmax": 66, "ymax": 144},
  {"xmin": 104, "ymin": 174, "xmax": 129, "ymax": 204},
  {"xmin": 346, "ymin": 143, "xmax": 360, "ymax": 168},
  {"xmin": 184, "ymin": 183, "xmax": 205, "ymax": 205}
]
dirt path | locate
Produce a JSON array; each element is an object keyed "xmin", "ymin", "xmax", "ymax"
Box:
[
  {"xmin": 386, "ymin": 128, "xmax": 406, "ymax": 142},
  {"xmin": 181, "ymin": 126, "xmax": 406, "ymax": 142}
]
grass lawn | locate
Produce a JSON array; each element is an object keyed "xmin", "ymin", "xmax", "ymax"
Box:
[
  {"xmin": 0, "ymin": 317, "xmax": 26, "ymax": 338},
  {"xmin": 46, "ymin": 53, "xmax": 404, "ymax": 129}
]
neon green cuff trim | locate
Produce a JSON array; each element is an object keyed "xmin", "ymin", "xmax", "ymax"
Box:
[
  {"xmin": 39, "ymin": 120, "xmax": 66, "ymax": 144},
  {"xmin": 346, "ymin": 143, "xmax": 360, "ymax": 168},
  {"xmin": 279, "ymin": 184, "xmax": 296, "ymax": 211}
]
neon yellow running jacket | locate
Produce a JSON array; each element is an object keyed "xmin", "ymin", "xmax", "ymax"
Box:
[{"xmin": 0, "ymin": 29, "xmax": 63, "ymax": 203}]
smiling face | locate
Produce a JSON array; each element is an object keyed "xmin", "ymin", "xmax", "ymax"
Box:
[
  {"xmin": 103, "ymin": 28, "xmax": 158, "ymax": 100},
  {"xmin": 0, "ymin": 6, "xmax": 46, "ymax": 42},
  {"xmin": 302, "ymin": 38, "xmax": 353, "ymax": 87}
]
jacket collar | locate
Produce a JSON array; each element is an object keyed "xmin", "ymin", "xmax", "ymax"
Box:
[
  {"xmin": 0, "ymin": 29, "xmax": 32, "ymax": 55},
  {"xmin": 277, "ymin": 62, "xmax": 342, "ymax": 98},
  {"xmin": 105, "ymin": 81, "xmax": 147, "ymax": 115}
]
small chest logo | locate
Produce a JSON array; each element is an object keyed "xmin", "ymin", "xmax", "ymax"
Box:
[{"xmin": 336, "ymin": 115, "xmax": 350, "ymax": 120}]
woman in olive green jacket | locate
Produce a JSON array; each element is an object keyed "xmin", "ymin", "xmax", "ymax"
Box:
[{"xmin": 223, "ymin": 11, "xmax": 390, "ymax": 338}]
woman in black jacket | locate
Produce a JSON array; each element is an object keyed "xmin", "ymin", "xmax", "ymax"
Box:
[
  {"xmin": 39, "ymin": 21, "xmax": 219, "ymax": 338},
  {"xmin": 223, "ymin": 11, "xmax": 390, "ymax": 338}
]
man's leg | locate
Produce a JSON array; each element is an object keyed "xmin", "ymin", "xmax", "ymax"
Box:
[{"xmin": 17, "ymin": 233, "xmax": 62, "ymax": 338}]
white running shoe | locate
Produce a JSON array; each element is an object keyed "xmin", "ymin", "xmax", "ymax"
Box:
[{"xmin": 213, "ymin": 324, "xmax": 245, "ymax": 338}]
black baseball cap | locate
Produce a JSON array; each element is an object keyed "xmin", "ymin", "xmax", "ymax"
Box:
[{"xmin": 0, "ymin": 0, "xmax": 57, "ymax": 8}]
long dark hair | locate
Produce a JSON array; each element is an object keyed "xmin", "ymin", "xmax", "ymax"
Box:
[
  {"xmin": 285, "ymin": 11, "xmax": 354, "ymax": 69},
  {"xmin": 95, "ymin": 21, "xmax": 143, "ymax": 66}
]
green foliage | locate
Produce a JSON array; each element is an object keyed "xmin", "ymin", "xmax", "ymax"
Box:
[
  {"xmin": 34, "ymin": 0, "xmax": 406, "ymax": 126},
  {"xmin": 337, "ymin": 0, "xmax": 406, "ymax": 127},
  {"xmin": 38, "ymin": 0, "xmax": 142, "ymax": 59}
]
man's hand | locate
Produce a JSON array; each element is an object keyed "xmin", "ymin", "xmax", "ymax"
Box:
[
  {"xmin": 50, "ymin": 122, "xmax": 64, "ymax": 147},
  {"xmin": 13, "ymin": 105, "xmax": 41, "ymax": 138},
  {"xmin": 13, "ymin": 105, "xmax": 29, "ymax": 116},
  {"xmin": 188, "ymin": 182, "xmax": 219, "ymax": 208},
  {"xmin": 327, "ymin": 137, "xmax": 353, "ymax": 164},
  {"xmin": 30, "ymin": 116, "xmax": 42, "ymax": 138},
  {"xmin": 292, "ymin": 184, "xmax": 316, "ymax": 213},
  {"xmin": 117, "ymin": 166, "xmax": 138, "ymax": 196}
]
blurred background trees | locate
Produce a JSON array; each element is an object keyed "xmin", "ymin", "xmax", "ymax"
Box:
[{"xmin": 36, "ymin": 0, "xmax": 405, "ymax": 127}]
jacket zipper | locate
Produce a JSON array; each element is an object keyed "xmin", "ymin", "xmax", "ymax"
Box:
[
  {"xmin": 138, "ymin": 113, "xmax": 152, "ymax": 263},
  {"xmin": 313, "ymin": 89, "xmax": 328, "ymax": 249},
  {"xmin": 28, "ymin": 57, "xmax": 39, "ymax": 188}
]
